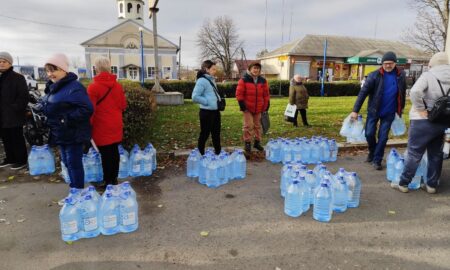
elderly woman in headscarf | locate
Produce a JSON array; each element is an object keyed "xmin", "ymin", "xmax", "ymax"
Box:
[{"xmin": 289, "ymin": 74, "xmax": 310, "ymax": 127}]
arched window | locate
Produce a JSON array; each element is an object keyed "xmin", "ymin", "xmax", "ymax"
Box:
[
  {"xmin": 119, "ymin": 3, "xmax": 123, "ymax": 13},
  {"xmin": 127, "ymin": 3, "xmax": 132, "ymax": 13},
  {"xmin": 137, "ymin": 4, "xmax": 141, "ymax": 14}
]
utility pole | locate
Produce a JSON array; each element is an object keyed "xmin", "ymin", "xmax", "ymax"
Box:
[
  {"xmin": 149, "ymin": 0, "xmax": 164, "ymax": 92},
  {"xmin": 446, "ymin": 9, "xmax": 450, "ymax": 56},
  {"xmin": 178, "ymin": 36, "xmax": 181, "ymax": 80}
]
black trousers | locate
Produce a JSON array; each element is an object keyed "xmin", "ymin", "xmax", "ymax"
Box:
[
  {"xmin": 293, "ymin": 109, "xmax": 308, "ymax": 126},
  {"xmin": 1, "ymin": 127, "xmax": 28, "ymax": 164},
  {"xmin": 98, "ymin": 142, "xmax": 120, "ymax": 186},
  {"xmin": 198, "ymin": 109, "xmax": 221, "ymax": 155}
]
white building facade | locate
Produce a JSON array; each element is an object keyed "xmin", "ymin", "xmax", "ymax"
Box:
[{"xmin": 81, "ymin": 0, "xmax": 179, "ymax": 81}]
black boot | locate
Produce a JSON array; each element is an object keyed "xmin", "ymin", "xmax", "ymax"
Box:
[
  {"xmin": 245, "ymin": 142, "xmax": 251, "ymax": 153},
  {"xmin": 253, "ymin": 140, "xmax": 264, "ymax": 151}
]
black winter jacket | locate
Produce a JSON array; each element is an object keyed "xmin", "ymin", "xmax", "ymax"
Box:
[
  {"xmin": 0, "ymin": 67, "xmax": 29, "ymax": 128},
  {"xmin": 353, "ymin": 67, "xmax": 407, "ymax": 116}
]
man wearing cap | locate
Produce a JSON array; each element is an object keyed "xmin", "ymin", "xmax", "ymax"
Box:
[
  {"xmin": 0, "ymin": 52, "xmax": 29, "ymax": 170},
  {"xmin": 236, "ymin": 62, "xmax": 270, "ymax": 154},
  {"xmin": 351, "ymin": 51, "xmax": 407, "ymax": 170}
]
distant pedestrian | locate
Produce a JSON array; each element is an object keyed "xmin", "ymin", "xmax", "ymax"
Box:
[
  {"xmin": 87, "ymin": 57, "xmax": 127, "ymax": 188},
  {"xmin": 350, "ymin": 51, "xmax": 407, "ymax": 170},
  {"xmin": 395, "ymin": 52, "xmax": 450, "ymax": 193},
  {"xmin": 0, "ymin": 52, "xmax": 29, "ymax": 170},
  {"xmin": 41, "ymin": 53, "xmax": 93, "ymax": 189},
  {"xmin": 289, "ymin": 74, "xmax": 309, "ymax": 127},
  {"xmin": 236, "ymin": 62, "xmax": 270, "ymax": 154},
  {"xmin": 192, "ymin": 60, "xmax": 222, "ymax": 155}
]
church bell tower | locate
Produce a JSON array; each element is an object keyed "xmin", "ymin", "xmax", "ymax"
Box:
[{"xmin": 117, "ymin": 0, "xmax": 145, "ymax": 24}]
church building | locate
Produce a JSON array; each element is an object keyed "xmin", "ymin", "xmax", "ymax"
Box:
[{"xmin": 81, "ymin": 0, "xmax": 179, "ymax": 80}]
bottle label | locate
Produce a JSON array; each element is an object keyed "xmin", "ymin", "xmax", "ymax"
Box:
[
  {"xmin": 295, "ymin": 154, "xmax": 301, "ymax": 161},
  {"xmin": 103, "ymin": 215, "xmax": 118, "ymax": 228},
  {"xmin": 122, "ymin": 212, "xmax": 136, "ymax": 226},
  {"xmin": 62, "ymin": 220, "xmax": 78, "ymax": 235},
  {"xmin": 144, "ymin": 164, "xmax": 152, "ymax": 172},
  {"xmin": 84, "ymin": 217, "xmax": 98, "ymax": 231},
  {"xmin": 133, "ymin": 164, "xmax": 140, "ymax": 173}
]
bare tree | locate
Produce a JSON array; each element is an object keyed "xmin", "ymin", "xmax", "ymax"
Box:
[
  {"xmin": 197, "ymin": 16, "xmax": 243, "ymax": 79},
  {"xmin": 403, "ymin": 0, "xmax": 450, "ymax": 53}
]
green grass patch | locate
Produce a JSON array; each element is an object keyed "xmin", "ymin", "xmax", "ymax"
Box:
[{"xmin": 147, "ymin": 96, "xmax": 411, "ymax": 152}]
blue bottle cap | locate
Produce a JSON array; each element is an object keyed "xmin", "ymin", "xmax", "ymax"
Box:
[
  {"xmin": 351, "ymin": 172, "xmax": 357, "ymax": 176},
  {"xmin": 106, "ymin": 192, "xmax": 113, "ymax": 198},
  {"xmin": 88, "ymin": 186, "xmax": 95, "ymax": 191},
  {"xmin": 293, "ymin": 181, "xmax": 299, "ymax": 184},
  {"xmin": 307, "ymin": 170, "xmax": 314, "ymax": 174},
  {"xmin": 299, "ymin": 176, "xmax": 306, "ymax": 181},
  {"xmin": 106, "ymin": 185, "xmax": 114, "ymax": 190},
  {"xmin": 64, "ymin": 197, "xmax": 72, "ymax": 204},
  {"xmin": 84, "ymin": 195, "xmax": 92, "ymax": 200}
]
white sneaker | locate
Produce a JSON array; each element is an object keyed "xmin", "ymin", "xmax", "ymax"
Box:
[{"xmin": 426, "ymin": 185, "xmax": 436, "ymax": 194}]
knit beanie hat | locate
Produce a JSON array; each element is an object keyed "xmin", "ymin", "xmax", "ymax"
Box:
[
  {"xmin": 0, "ymin": 52, "xmax": 13, "ymax": 64},
  {"xmin": 45, "ymin": 53, "xmax": 70, "ymax": 72},
  {"xmin": 381, "ymin": 51, "xmax": 397, "ymax": 63},
  {"xmin": 428, "ymin": 52, "xmax": 449, "ymax": 68}
]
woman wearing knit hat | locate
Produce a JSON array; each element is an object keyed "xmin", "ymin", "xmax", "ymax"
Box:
[
  {"xmin": 41, "ymin": 53, "xmax": 93, "ymax": 190},
  {"xmin": 395, "ymin": 52, "xmax": 450, "ymax": 194}
]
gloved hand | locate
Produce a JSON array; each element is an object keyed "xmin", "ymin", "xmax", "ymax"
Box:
[{"xmin": 238, "ymin": 101, "xmax": 246, "ymax": 111}]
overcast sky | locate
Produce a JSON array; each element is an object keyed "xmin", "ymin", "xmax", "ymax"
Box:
[{"xmin": 0, "ymin": 0, "xmax": 417, "ymax": 68}]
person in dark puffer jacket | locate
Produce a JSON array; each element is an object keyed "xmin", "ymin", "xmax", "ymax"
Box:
[
  {"xmin": 236, "ymin": 62, "xmax": 270, "ymax": 154},
  {"xmin": 41, "ymin": 54, "xmax": 93, "ymax": 189}
]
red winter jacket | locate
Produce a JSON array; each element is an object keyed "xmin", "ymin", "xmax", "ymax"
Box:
[
  {"xmin": 236, "ymin": 73, "xmax": 270, "ymax": 113},
  {"xmin": 87, "ymin": 72, "xmax": 127, "ymax": 146}
]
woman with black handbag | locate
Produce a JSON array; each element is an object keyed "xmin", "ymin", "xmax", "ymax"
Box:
[{"xmin": 192, "ymin": 60, "xmax": 223, "ymax": 155}]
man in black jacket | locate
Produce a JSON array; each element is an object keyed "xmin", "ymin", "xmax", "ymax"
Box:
[
  {"xmin": 0, "ymin": 52, "xmax": 29, "ymax": 170},
  {"xmin": 350, "ymin": 51, "xmax": 407, "ymax": 170}
]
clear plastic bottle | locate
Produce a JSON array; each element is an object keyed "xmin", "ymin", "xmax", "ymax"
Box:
[
  {"xmin": 284, "ymin": 180, "xmax": 303, "ymax": 217},
  {"xmin": 391, "ymin": 158, "xmax": 405, "ymax": 187},
  {"xmin": 119, "ymin": 181, "xmax": 137, "ymax": 200},
  {"xmin": 280, "ymin": 164, "xmax": 293, "ymax": 197},
  {"xmin": 305, "ymin": 170, "xmax": 317, "ymax": 205},
  {"xmin": 206, "ymin": 157, "xmax": 220, "ymax": 188},
  {"xmin": 310, "ymin": 141, "xmax": 321, "ymax": 164},
  {"xmin": 198, "ymin": 155, "xmax": 208, "ymax": 185},
  {"xmin": 331, "ymin": 176, "xmax": 348, "ymax": 213},
  {"xmin": 28, "ymin": 146, "xmax": 39, "ymax": 175},
  {"xmin": 346, "ymin": 172, "xmax": 361, "ymax": 208},
  {"xmin": 187, "ymin": 149, "xmax": 200, "ymax": 178},
  {"xmin": 79, "ymin": 195, "xmax": 101, "ymax": 238},
  {"xmin": 129, "ymin": 145, "xmax": 143, "ymax": 177},
  {"xmin": 282, "ymin": 142, "xmax": 292, "ymax": 164},
  {"xmin": 313, "ymin": 182, "xmax": 333, "ymax": 222},
  {"xmin": 100, "ymin": 192, "xmax": 120, "ymax": 235},
  {"xmin": 59, "ymin": 197, "xmax": 81, "ymax": 242},
  {"xmin": 119, "ymin": 191, "xmax": 139, "ymax": 233},
  {"xmin": 329, "ymin": 139, "xmax": 338, "ymax": 162},
  {"xmin": 293, "ymin": 142, "xmax": 302, "ymax": 163},
  {"xmin": 386, "ymin": 152, "xmax": 398, "ymax": 182},
  {"xmin": 298, "ymin": 176, "xmax": 310, "ymax": 213},
  {"xmin": 118, "ymin": 145, "xmax": 130, "ymax": 179},
  {"xmin": 141, "ymin": 147, "xmax": 153, "ymax": 176},
  {"xmin": 233, "ymin": 150, "xmax": 246, "ymax": 180}
]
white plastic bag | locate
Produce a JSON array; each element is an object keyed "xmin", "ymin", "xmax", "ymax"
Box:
[
  {"xmin": 340, "ymin": 114, "xmax": 353, "ymax": 137},
  {"xmin": 284, "ymin": 104, "xmax": 297, "ymax": 118},
  {"xmin": 391, "ymin": 113, "xmax": 406, "ymax": 136}
]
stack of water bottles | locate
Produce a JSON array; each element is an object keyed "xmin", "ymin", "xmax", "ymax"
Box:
[
  {"xmin": 281, "ymin": 162, "xmax": 362, "ymax": 222},
  {"xmin": 120, "ymin": 143, "xmax": 157, "ymax": 178},
  {"xmin": 186, "ymin": 148, "xmax": 247, "ymax": 188},
  {"xmin": 28, "ymin": 144, "xmax": 55, "ymax": 175},
  {"xmin": 265, "ymin": 136, "xmax": 339, "ymax": 165},
  {"xmin": 386, "ymin": 148, "xmax": 427, "ymax": 189},
  {"xmin": 59, "ymin": 181, "xmax": 138, "ymax": 242},
  {"xmin": 60, "ymin": 147, "xmax": 103, "ymax": 184},
  {"xmin": 340, "ymin": 114, "xmax": 366, "ymax": 143}
]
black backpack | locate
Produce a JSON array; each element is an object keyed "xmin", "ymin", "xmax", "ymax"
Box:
[{"xmin": 425, "ymin": 78, "xmax": 450, "ymax": 126}]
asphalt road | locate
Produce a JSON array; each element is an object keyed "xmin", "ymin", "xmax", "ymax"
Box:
[{"xmin": 0, "ymin": 150, "xmax": 449, "ymax": 270}]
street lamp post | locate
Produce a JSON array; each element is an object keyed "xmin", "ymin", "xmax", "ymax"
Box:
[
  {"xmin": 149, "ymin": 0, "xmax": 164, "ymax": 93},
  {"xmin": 139, "ymin": 27, "xmax": 145, "ymax": 88}
]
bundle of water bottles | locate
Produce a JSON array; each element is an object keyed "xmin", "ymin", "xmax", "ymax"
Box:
[
  {"xmin": 186, "ymin": 148, "xmax": 247, "ymax": 188},
  {"xmin": 386, "ymin": 148, "xmax": 428, "ymax": 189},
  {"xmin": 59, "ymin": 182, "xmax": 138, "ymax": 242},
  {"xmin": 60, "ymin": 147, "xmax": 103, "ymax": 184},
  {"xmin": 119, "ymin": 143, "xmax": 157, "ymax": 178},
  {"xmin": 280, "ymin": 162, "xmax": 361, "ymax": 222},
  {"xmin": 28, "ymin": 144, "xmax": 56, "ymax": 175},
  {"xmin": 340, "ymin": 114, "xmax": 366, "ymax": 143},
  {"xmin": 265, "ymin": 136, "xmax": 339, "ymax": 164}
]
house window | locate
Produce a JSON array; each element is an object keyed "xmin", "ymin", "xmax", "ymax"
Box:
[
  {"xmin": 111, "ymin": 66, "xmax": 118, "ymax": 75},
  {"xmin": 293, "ymin": 61, "xmax": 310, "ymax": 78},
  {"xmin": 119, "ymin": 3, "xmax": 123, "ymax": 13},
  {"xmin": 127, "ymin": 3, "xmax": 132, "ymax": 13},
  {"xmin": 137, "ymin": 4, "xmax": 141, "ymax": 13},
  {"xmin": 92, "ymin": 66, "xmax": 97, "ymax": 77},
  {"xmin": 163, "ymin": 66, "xmax": 171, "ymax": 79},
  {"xmin": 147, "ymin": 67, "xmax": 155, "ymax": 78}
]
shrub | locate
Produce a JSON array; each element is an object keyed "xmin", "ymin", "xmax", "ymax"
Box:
[{"xmin": 268, "ymin": 80, "xmax": 361, "ymax": 96}]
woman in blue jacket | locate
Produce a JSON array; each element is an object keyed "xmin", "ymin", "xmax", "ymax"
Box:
[
  {"xmin": 41, "ymin": 54, "xmax": 93, "ymax": 189},
  {"xmin": 192, "ymin": 60, "xmax": 222, "ymax": 155}
]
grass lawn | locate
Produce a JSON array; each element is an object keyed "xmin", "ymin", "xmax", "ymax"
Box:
[{"xmin": 148, "ymin": 96, "xmax": 411, "ymax": 152}]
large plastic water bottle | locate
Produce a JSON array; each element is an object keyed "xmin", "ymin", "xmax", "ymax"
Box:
[
  {"xmin": 83, "ymin": 186, "xmax": 101, "ymax": 206},
  {"xmin": 129, "ymin": 145, "xmax": 143, "ymax": 177},
  {"xmin": 28, "ymin": 146, "xmax": 39, "ymax": 175},
  {"xmin": 282, "ymin": 142, "xmax": 292, "ymax": 164},
  {"xmin": 301, "ymin": 141, "xmax": 312, "ymax": 164},
  {"xmin": 391, "ymin": 158, "xmax": 405, "ymax": 187},
  {"xmin": 313, "ymin": 182, "xmax": 333, "ymax": 222},
  {"xmin": 233, "ymin": 150, "xmax": 246, "ymax": 179},
  {"xmin": 386, "ymin": 152, "xmax": 398, "ymax": 182},
  {"xmin": 59, "ymin": 197, "xmax": 81, "ymax": 242},
  {"xmin": 298, "ymin": 176, "xmax": 310, "ymax": 212},
  {"xmin": 82, "ymin": 154, "xmax": 94, "ymax": 182},
  {"xmin": 206, "ymin": 157, "xmax": 220, "ymax": 188},
  {"xmin": 218, "ymin": 154, "xmax": 228, "ymax": 185},
  {"xmin": 94, "ymin": 152, "xmax": 103, "ymax": 182},
  {"xmin": 79, "ymin": 195, "xmax": 101, "ymax": 238},
  {"xmin": 280, "ymin": 164, "xmax": 293, "ymax": 197},
  {"xmin": 265, "ymin": 139, "xmax": 274, "ymax": 162},
  {"xmin": 187, "ymin": 149, "xmax": 200, "ymax": 178},
  {"xmin": 284, "ymin": 181, "xmax": 303, "ymax": 217},
  {"xmin": 305, "ymin": 170, "xmax": 317, "ymax": 204},
  {"xmin": 351, "ymin": 115, "xmax": 364, "ymax": 139},
  {"xmin": 319, "ymin": 139, "xmax": 330, "ymax": 162},
  {"xmin": 274, "ymin": 139, "xmax": 283, "ymax": 163},
  {"xmin": 334, "ymin": 168, "xmax": 347, "ymax": 179},
  {"xmin": 43, "ymin": 145, "xmax": 55, "ymax": 174},
  {"xmin": 141, "ymin": 147, "xmax": 153, "ymax": 176},
  {"xmin": 329, "ymin": 139, "xmax": 338, "ymax": 162},
  {"xmin": 118, "ymin": 145, "xmax": 129, "ymax": 179},
  {"xmin": 331, "ymin": 176, "xmax": 348, "ymax": 213},
  {"xmin": 310, "ymin": 141, "xmax": 321, "ymax": 164},
  {"xmin": 119, "ymin": 191, "xmax": 139, "ymax": 233},
  {"xmin": 119, "ymin": 181, "xmax": 137, "ymax": 200},
  {"xmin": 198, "ymin": 156, "xmax": 208, "ymax": 185},
  {"xmin": 293, "ymin": 142, "xmax": 302, "ymax": 162},
  {"xmin": 146, "ymin": 143, "xmax": 157, "ymax": 171},
  {"xmin": 409, "ymin": 158, "xmax": 423, "ymax": 190},
  {"xmin": 100, "ymin": 192, "xmax": 120, "ymax": 235},
  {"xmin": 346, "ymin": 172, "xmax": 361, "ymax": 208}
]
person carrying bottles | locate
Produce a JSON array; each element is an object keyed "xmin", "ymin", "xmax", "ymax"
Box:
[
  {"xmin": 350, "ymin": 51, "xmax": 406, "ymax": 170},
  {"xmin": 395, "ymin": 52, "xmax": 450, "ymax": 193},
  {"xmin": 236, "ymin": 62, "xmax": 270, "ymax": 155},
  {"xmin": 41, "ymin": 53, "xmax": 93, "ymax": 189},
  {"xmin": 87, "ymin": 57, "xmax": 127, "ymax": 188},
  {"xmin": 289, "ymin": 74, "xmax": 310, "ymax": 127},
  {"xmin": 192, "ymin": 60, "xmax": 223, "ymax": 156}
]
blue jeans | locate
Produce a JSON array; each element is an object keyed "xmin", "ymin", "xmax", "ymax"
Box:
[
  {"xmin": 59, "ymin": 144, "xmax": 85, "ymax": 189},
  {"xmin": 400, "ymin": 120, "xmax": 446, "ymax": 188},
  {"xmin": 365, "ymin": 113, "xmax": 395, "ymax": 164}
]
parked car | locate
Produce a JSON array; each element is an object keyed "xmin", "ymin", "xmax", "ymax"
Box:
[{"xmin": 24, "ymin": 75, "xmax": 38, "ymax": 90}]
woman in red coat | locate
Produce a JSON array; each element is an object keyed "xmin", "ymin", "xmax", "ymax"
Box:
[
  {"xmin": 236, "ymin": 62, "xmax": 270, "ymax": 154},
  {"xmin": 87, "ymin": 57, "xmax": 127, "ymax": 187}
]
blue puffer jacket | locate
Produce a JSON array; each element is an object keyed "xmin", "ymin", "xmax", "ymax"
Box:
[
  {"xmin": 353, "ymin": 67, "xmax": 407, "ymax": 116},
  {"xmin": 192, "ymin": 74, "xmax": 219, "ymax": 110},
  {"xmin": 41, "ymin": 73, "xmax": 93, "ymax": 145}
]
